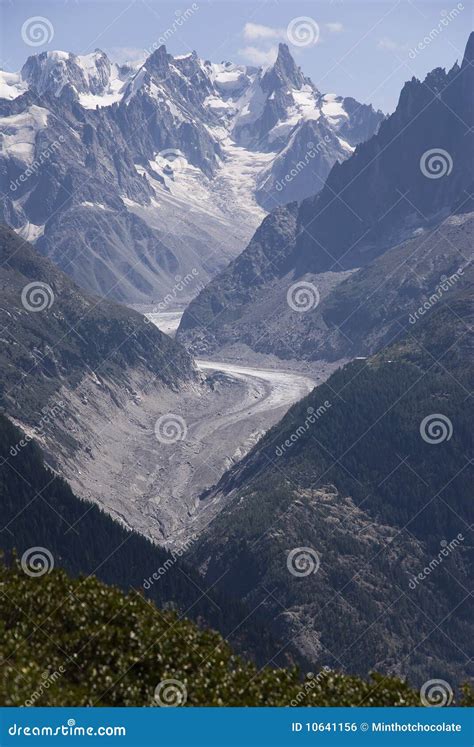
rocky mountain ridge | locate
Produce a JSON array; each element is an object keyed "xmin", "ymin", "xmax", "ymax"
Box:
[
  {"xmin": 178, "ymin": 33, "xmax": 474, "ymax": 360},
  {"xmin": 0, "ymin": 43, "xmax": 383, "ymax": 303}
]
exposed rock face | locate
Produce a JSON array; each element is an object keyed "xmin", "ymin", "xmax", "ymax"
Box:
[
  {"xmin": 0, "ymin": 44, "xmax": 383, "ymax": 303},
  {"xmin": 255, "ymin": 118, "xmax": 351, "ymax": 210},
  {"xmin": 296, "ymin": 37, "xmax": 473, "ymax": 275},
  {"xmin": 178, "ymin": 213, "xmax": 473, "ymax": 360},
  {"xmin": 178, "ymin": 34, "xmax": 474, "ymax": 360},
  {"xmin": 21, "ymin": 49, "xmax": 118, "ymax": 98}
]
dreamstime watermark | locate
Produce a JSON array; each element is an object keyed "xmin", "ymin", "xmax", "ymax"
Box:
[
  {"xmin": 408, "ymin": 267, "xmax": 464, "ymax": 324},
  {"xmin": 156, "ymin": 148, "xmax": 187, "ymax": 176},
  {"xmin": 9, "ymin": 400, "xmax": 66, "ymax": 458},
  {"xmin": 287, "ymin": 547, "xmax": 321, "ymax": 577},
  {"xmin": 275, "ymin": 137, "xmax": 331, "ymax": 193},
  {"xmin": 275, "ymin": 402, "xmax": 331, "ymax": 457},
  {"xmin": 419, "ymin": 414, "xmax": 453, "ymax": 444},
  {"xmin": 287, "ymin": 281, "xmax": 320, "ymax": 312},
  {"xmin": 145, "ymin": 269, "xmax": 202, "ymax": 319},
  {"xmin": 420, "ymin": 679, "xmax": 453, "ymax": 706},
  {"xmin": 8, "ymin": 722, "xmax": 126, "ymax": 737},
  {"xmin": 24, "ymin": 666, "xmax": 66, "ymax": 707},
  {"xmin": 408, "ymin": 534, "xmax": 464, "ymax": 589},
  {"xmin": 419, "ymin": 148, "xmax": 453, "ymax": 179},
  {"xmin": 21, "ymin": 547, "xmax": 54, "ymax": 577},
  {"xmin": 143, "ymin": 535, "xmax": 197, "ymax": 589},
  {"xmin": 21, "ymin": 282, "xmax": 55, "ymax": 312},
  {"xmin": 10, "ymin": 136, "xmax": 65, "ymax": 192},
  {"xmin": 154, "ymin": 679, "xmax": 187, "ymax": 707},
  {"xmin": 154, "ymin": 413, "xmax": 188, "ymax": 444},
  {"xmin": 144, "ymin": 5, "xmax": 199, "ymax": 56},
  {"xmin": 21, "ymin": 16, "xmax": 54, "ymax": 47},
  {"xmin": 409, "ymin": 4, "xmax": 464, "ymax": 59},
  {"xmin": 287, "ymin": 17, "xmax": 320, "ymax": 47},
  {"xmin": 290, "ymin": 666, "xmax": 331, "ymax": 706}
]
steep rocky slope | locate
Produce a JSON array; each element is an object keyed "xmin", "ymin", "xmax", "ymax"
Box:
[
  {"xmin": 178, "ymin": 33, "xmax": 474, "ymax": 360},
  {"xmin": 0, "ymin": 227, "xmax": 321, "ymax": 545},
  {"xmin": 179, "ymin": 212, "xmax": 473, "ymax": 360},
  {"xmin": 0, "ymin": 224, "xmax": 194, "ymax": 411},
  {"xmin": 189, "ymin": 284, "xmax": 473, "ymax": 686},
  {"xmin": 0, "ymin": 225, "xmax": 198, "ymax": 525}
]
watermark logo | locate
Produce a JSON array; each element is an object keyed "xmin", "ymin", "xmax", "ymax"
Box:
[
  {"xmin": 21, "ymin": 16, "xmax": 54, "ymax": 47},
  {"xmin": 9, "ymin": 400, "xmax": 66, "ymax": 458},
  {"xmin": 290, "ymin": 666, "xmax": 331, "ymax": 706},
  {"xmin": 156, "ymin": 149, "xmax": 187, "ymax": 176},
  {"xmin": 21, "ymin": 547, "xmax": 54, "ymax": 577},
  {"xmin": 21, "ymin": 282, "xmax": 55, "ymax": 312},
  {"xmin": 144, "ymin": 4, "xmax": 199, "ymax": 57},
  {"xmin": 420, "ymin": 149, "xmax": 453, "ymax": 179},
  {"xmin": 10, "ymin": 137, "xmax": 65, "ymax": 192},
  {"xmin": 408, "ymin": 534, "xmax": 464, "ymax": 589},
  {"xmin": 287, "ymin": 547, "xmax": 320, "ymax": 577},
  {"xmin": 408, "ymin": 267, "xmax": 464, "ymax": 324},
  {"xmin": 154, "ymin": 679, "xmax": 187, "ymax": 707},
  {"xmin": 420, "ymin": 414, "xmax": 453, "ymax": 444},
  {"xmin": 287, "ymin": 17, "xmax": 320, "ymax": 47},
  {"xmin": 409, "ymin": 4, "xmax": 464, "ymax": 59},
  {"xmin": 24, "ymin": 667, "xmax": 66, "ymax": 707},
  {"xmin": 287, "ymin": 281, "xmax": 320, "ymax": 313},
  {"xmin": 420, "ymin": 679, "xmax": 453, "ymax": 706},
  {"xmin": 154, "ymin": 414, "xmax": 187, "ymax": 444},
  {"xmin": 274, "ymin": 136, "xmax": 331, "ymax": 193},
  {"xmin": 8, "ymin": 721, "xmax": 125, "ymax": 737},
  {"xmin": 144, "ymin": 269, "xmax": 202, "ymax": 320},
  {"xmin": 275, "ymin": 402, "xmax": 331, "ymax": 457},
  {"xmin": 143, "ymin": 535, "xmax": 196, "ymax": 589}
]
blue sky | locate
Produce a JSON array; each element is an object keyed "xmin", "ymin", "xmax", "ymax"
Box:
[{"xmin": 1, "ymin": 0, "xmax": 471, "ymax": 112}]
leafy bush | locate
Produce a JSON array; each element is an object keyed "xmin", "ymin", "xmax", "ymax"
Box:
[{"xmin": 0, "ymin": 560, "xmax": 439, "ymax": 707}]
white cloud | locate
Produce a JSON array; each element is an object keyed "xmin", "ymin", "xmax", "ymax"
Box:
[
  {"xmin": 243, "ymin": 23, "xmax": 286, "ymax": 41},
  {"xmin": 238, "ymin": 45, "xmax": 279, "ymax": 66},
  {"xmin": 325, "ymin": 22, "xmax": 344, "ymax": 33},
  {"xmin": 106, "ymin": 46, "xmax": 146, "ymax": 65},
  {"xmin": 377, "ymin": 37, "xmax": 406, "ymax": 52},
  {"xmin": 240, "ymin": 22, "xmax": 284, "ymax": 66}
]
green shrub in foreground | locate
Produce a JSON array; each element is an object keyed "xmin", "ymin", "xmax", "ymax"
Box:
[{"xmin": 0, "ymin": 562, "xmax": 470, "ymax": 707}]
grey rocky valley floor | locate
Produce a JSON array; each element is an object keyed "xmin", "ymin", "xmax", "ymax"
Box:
[
  {"xmin": 56, "ymin": 310, "xmax": 341, "ymax": 547},
  {"xmin": 0, "ymin": 222, "xmax": 338, "ymax": 549}
]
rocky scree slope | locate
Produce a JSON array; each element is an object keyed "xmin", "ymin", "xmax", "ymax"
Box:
[{"xmin": 0, "ymin": 225, "xmax": 196, "ymax": 513}]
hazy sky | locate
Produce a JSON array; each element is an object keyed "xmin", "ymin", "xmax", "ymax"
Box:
[{"xmin": 1, "ymin": 0, "xmax": 471, "ymax": 112}]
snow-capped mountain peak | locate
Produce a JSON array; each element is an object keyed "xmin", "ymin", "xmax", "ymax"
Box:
[
  {"xmin": 0, "ymin": 42, "xmax": 384, "ymax": 303},
  {"xmin": 19, "ymin": 49, "xmax": 135, "ymax": 107},
  {"xmin": 262, "ymin": 42, "xmax": 310, "ymax": 93}
]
